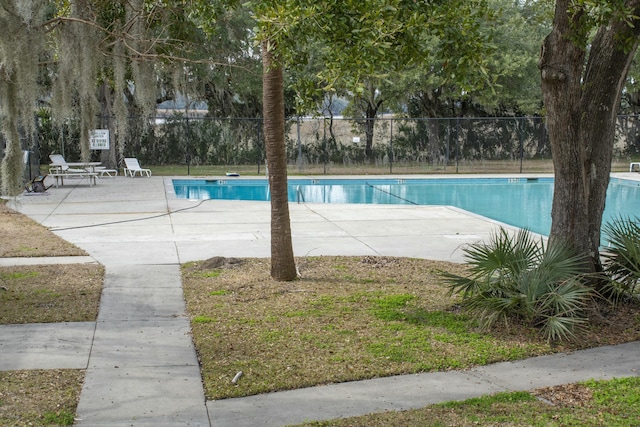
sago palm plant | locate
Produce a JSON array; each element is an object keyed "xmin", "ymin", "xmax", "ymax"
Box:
[
  {"xmin": 602, "ymin": 216, "xmax": 640, "ymax": 303},
  {"xmin": 443, "ymin": 228, "xmax": 592, "ymax": 341}
]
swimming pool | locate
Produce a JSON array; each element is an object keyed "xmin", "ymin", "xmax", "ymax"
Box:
[{"xmin": 172, "ymin": 177, "xmax": 640, "ymax": 237}]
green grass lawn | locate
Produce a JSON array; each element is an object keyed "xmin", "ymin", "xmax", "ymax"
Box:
[{"xmin": 294, "ymin": 377, "xmax": 640, "ymax": 426}]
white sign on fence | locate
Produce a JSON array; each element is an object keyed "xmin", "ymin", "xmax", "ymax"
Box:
[{"xmin": 90, "ymin": 129, "xmax": 110, "ymax": 150}]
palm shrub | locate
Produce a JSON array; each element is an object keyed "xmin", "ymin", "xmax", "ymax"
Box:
[
  {"xmin": 442, "ymin": 228, "xmax": 592, "ymax": 341},
  {"xmin": 601, "ymin": 216, "xmax": 640, "ymax": 303}
]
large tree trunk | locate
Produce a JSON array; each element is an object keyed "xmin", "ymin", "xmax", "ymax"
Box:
[
  {"xmin": 262, "ymin": 40, "xmax": 297, "ymax": 281},
  {"xmin": 359, "ymin": 82, "xmax": 383, "ymax": 162},
  {"xmin": 363, "ymin": 104, "xmax": 379, "ymax": 162},
  {"xmin": 539, "ymin": 0, "xmax": 640, "ymax": 273}
]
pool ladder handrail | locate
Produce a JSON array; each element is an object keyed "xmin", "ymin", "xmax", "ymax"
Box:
[{"xmin": 296, "ymin": 185, "xmax": 305, "ymax": 204}]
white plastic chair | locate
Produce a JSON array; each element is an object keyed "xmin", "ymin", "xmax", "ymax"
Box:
[
  {"xmin": 49, "ymin": 154, "xmax": 86, "ymax": 173},
  {"xmin": 124, "ymin": 158, "xmax": 152, "ymax": 177}
]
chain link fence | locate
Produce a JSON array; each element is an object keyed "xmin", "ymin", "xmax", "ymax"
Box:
[
  {"xmin": 27, "ymin": 114, "xmax": 640, "ymax": 175},
  {"xmin": 289, "ymin": 116, "xmax": 552, "ymax": 174}
]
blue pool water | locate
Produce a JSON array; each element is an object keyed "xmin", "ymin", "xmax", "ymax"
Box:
[{"xmin": 172, "ymin": 177, "xmax": 640, "ymax": 237}]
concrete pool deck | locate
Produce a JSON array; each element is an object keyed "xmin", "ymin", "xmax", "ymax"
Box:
[
  {"xmin": 13, "ymin": 172, "xmax": 640, "ymax": 264},
  {"xmin": 4, "ymin": 172, "xmax": 640, "ymax": 426},
  {"xmin": 14, "ymin": 174, "xmax": 541, "ymax": 264}
]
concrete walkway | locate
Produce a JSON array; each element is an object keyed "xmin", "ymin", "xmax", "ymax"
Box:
[
  {"xmin": 209, "ymin": 340, "xmax": 640, "ymax": 427},
  {"xmin": 3, "ymin": 173, "xmax": 640, "ymax": 426}
]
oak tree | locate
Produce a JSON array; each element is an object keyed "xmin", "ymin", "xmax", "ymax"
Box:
[{"xmin": 539, "ymin": 0, "xmax": 640, "ymax": 274}]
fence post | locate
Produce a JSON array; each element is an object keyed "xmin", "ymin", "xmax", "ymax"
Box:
[
  {"xmin": 297, "ymin": 116, "xmax": 302, "ymax": 172},
  {"xmin": 323, "ymin": 118, "xmax": 327, "ymax": 175},
  {"xmin": 256, "ymin": 119, "xmax": 262, "ymax": 175},
  {"xmin": 389, "ymin": 118, "xmax": 393, "ymax": 174},
  {"xmin": 185, "ymin": 115, "xmax": 191, "ymax": 176},
  {"xmin": 455, "ymin": 117, "xmax": 460, "ymax": 173},
  {"xmin": 445, "ymin": 119, "xmax": 449, "ymax": 170},
  {"xmin": 518, "ymin": 118, "xmax": 524, "ymax": 174}
]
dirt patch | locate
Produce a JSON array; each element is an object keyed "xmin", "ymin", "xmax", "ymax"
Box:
[
  {"xmin": 199, "ymin": 256, "xmax": 244, "ymax": 269},
  {"xmin": 0, "ymin": 264, "xmax": 103, "ymax": 324},
  {"xmin": 0, "ymin": 369, "xmax": 84, "ymax": 427},
  {"xmin": 0, "ymin": 202, "xmax": 86, "ymax": 257},
  {"xmin": 533, "ymin": 383, "xmax": 594, "ymax": 407}
]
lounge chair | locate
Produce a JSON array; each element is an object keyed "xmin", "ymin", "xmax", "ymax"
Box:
[
  {"xmin": 124, "ymin": 158, "xmax": 152, "ymax": 177},
  {"xmin": 94, "ymin": 166, "xmax": 118, "ymax": 177},
  {"xmin": 49, "ymin": 154, "xmax": 87, "ymax": 174}
]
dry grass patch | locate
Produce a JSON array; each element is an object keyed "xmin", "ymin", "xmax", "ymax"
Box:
[
  {"xmin": 0, "ymin": 202, "xmax": 86, "ymax": 257},
  {"xmin": 0, "ymin": 200, "xmax": 103, "ymax": 324},
  {"xmin": 184, "ymin": 256, "xmax": 640, "ymax": 401},
  {"xmin": 0, "ymin": 369, "xmax": 83, "ymax": 426},
  {"xmin": 0, "ymin": 201, "xmax": 101, "ymax": 425},
  {"xmin": 185, "ymin": 257, "xmax": 546, "ymax": 400},
  {"xmin": 0, "ymin": 264, "xmax": 103, "ymax": 324}
]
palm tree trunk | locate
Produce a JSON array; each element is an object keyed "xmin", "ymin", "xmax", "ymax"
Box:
[{"xmin": 262, "ymin": 40, "xmax": 297, "ymax": 281}]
